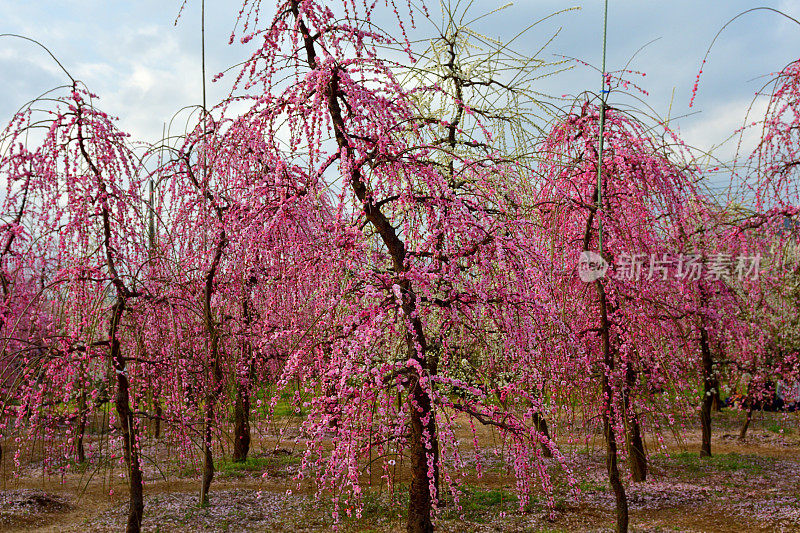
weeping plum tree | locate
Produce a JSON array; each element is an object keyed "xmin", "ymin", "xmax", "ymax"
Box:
[
  {"xmin": 221, "ymin": 1, "xmax": 581, "ymax": 531},
  {"xmin": 0, "ymin": 131, "xmax": 44, "ymax": 467},
  {"xmin": 730, "ymin": 56, "xmax": 800, "ymax": 434},
  {"xmin": 537, "ymin": 99, "xmax": 713, "ymax": 531},
  {"xmin": 669, "ymin": 209, "xmax": 766, "ymax": 459},
  {"xmin": 153, "ymin": 100, "xmax": 338, "ymax": 501},
  {"xmin": 169, "ymin": 114, "xmax": 230, "ymax": 507},
  {"xmin": 677, "ymin": 53, "xmax": 800, "ymax": 446},
  {"xmin": 689, "ymin": 10, "xmax": 800, "ymax": 444},
  {"xmin": 0, "ymin": 82, "xmax": 149, "ymax": 532}
]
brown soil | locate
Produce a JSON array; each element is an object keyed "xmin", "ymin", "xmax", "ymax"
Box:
[{"xmin": 0, "ymin": 410, "xmax": 796, "ymax": 532}]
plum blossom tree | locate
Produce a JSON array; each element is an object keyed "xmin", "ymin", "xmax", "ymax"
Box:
[
  {"xmin": 0, "ymin": 82, "xmax": 150, "ymax": 532},
  {"xmin": 155, "ymin": 104, "xmax": 338, "ymax": 503},
  {"xmin": 729, "ymin": 56, "xmax": 800, "ymax": 434},
  {"xmin": 536, "ymin": 99, "xmax": 715, "ymax": 531},
  {"xmin": 221, "ymin": 1, "xmax": 583, "ymax": 531}
]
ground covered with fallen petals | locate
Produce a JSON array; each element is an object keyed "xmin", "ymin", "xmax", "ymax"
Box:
[{"xmin": 0, "ymin": 410, "xmax": 797, "ymax": 532}]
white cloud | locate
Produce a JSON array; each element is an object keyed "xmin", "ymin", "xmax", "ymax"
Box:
[{"xmin": 678, "ymin": 97, "xmax": 769, "ymax": 166}]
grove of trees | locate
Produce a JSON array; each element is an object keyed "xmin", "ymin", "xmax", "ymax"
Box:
[{"xmin": 0, "ymin": 2, "xmax": 797, "ymax": 533}]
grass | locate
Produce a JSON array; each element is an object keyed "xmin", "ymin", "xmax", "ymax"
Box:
[
  {"xmin": 577, "ymin": 480, "xmax": 607, "ymax": 492},
  {"xmin": 765, "ymin": 421, "xmax": 787, "ymax": 434},
  {"xmin": 250, "ymin": 387, "xmax": 307, "ymax": 419},
  {"xmin": 216, "ymin": 454, "xmax": 302, "ymax": 477},
  {"xmin": 270, "ymin": 399, "xmax": 306, "ymax": 418},
  {"xmin": 177, "ymin": 453, "xmax": 302, "ymax": 478},
  {"xmin": 358, "ymin": 489, "xmax": 408, "ymax": 520},
  {"xmin": 664, "ymin": 451, "xmax": 767, "ymax": 473},
  {"xmin": 443, "ymin": 485, "xmax": 520, "ymax": 522},
  {"xmin": 333, "ymin": 483, "xmax": 525, "ymax": 528}
]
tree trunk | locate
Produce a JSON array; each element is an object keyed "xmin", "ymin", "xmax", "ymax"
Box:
[
  {"xmin": 154, "ymin": 400, "xmax": 162, "ymax": 439},
  {"xmin": 110, "ymin": 301, "xmax": 144, "ymax": 533},
  {"xmin": 199, "ymin": 268, "xmax": 223, "ymax": 506},
  {"xmin": 199, "ymin": 342, "xmax": 222, "ymax": 506},
  {"xmin": 739, "ymin": 405, "xmax": 753, "ymax": 440},
  {"xmin": 76, "ymin": 385, "xmax": 87, "ymax": 464},
  {"xmin": 402, "ymin": 282, "xmax": 439, "ymax": 533},
  {"xmin": 232, "ymin": 384, "xmax": 251, "ymax": 463},
  {"xmin": 624, "ymin": 365, "xmax": 646, "ymax": 482},
  {"xmin": 596, "ymin": 280, "xmax": 628, "ymax": 533},
  {"xmin": 604, "ymin": 397, "xmax": 628, "ymax": 533},
  {"xmin": 200, "ymin": 397, "xmax": 215, "ymax": 506},
  {"xmin": 407, "ymin": 373, "xmax": 438, "ymax": 533},
  {"xmin": 532, "ymin": 412, "xmax": 553, "ymax": 458},
  {"xmin": 233, "ymin": 287, "xmax": 254, "ymax": 463},
  {"xmin": 197, "ymin": 178, "xmax": 226, "ymax": 506},
  {"xmin": 699, "ymin": 324, "xmax": 714, "ymax": 458},
  {"xmin": 626, "ymin": 416, "xmax": 647, "ymax": 482}
]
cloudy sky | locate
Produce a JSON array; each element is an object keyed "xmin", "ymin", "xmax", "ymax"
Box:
[{"xmin": 2, "ymin": 0, "xmax": 799, "ymax": 183}]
